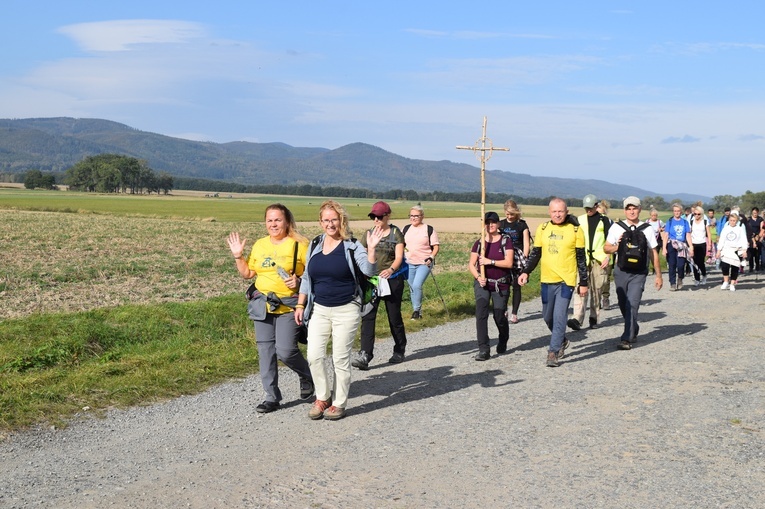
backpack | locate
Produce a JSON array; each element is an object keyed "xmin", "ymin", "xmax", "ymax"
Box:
[
  {"xmin": 498, "ymin": 219, "xmax": 529, "ymax": 270},
  {"xmin": 616, "ymin": 221, "xmax": 651, "ymax": 273}
]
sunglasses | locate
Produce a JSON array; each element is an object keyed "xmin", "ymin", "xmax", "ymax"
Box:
[{"xmin": 369, "ymin": 214, "xmax": 386, "ymax": 220}]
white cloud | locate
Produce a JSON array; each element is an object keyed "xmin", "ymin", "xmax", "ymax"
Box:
[
  {"xmin": 661, "ymin": 135, "xmax": 701, "ymax": 144},
  {"xmin": 57, "ymin": 19, "xmax": 207, "ymax": 52}
]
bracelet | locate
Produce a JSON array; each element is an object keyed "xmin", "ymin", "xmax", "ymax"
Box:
[
  {"xmin": 295, "ymin": 304, "xmax": 305, "ymax": 309},
  {"xmin": 234, "ymin": 255, "xmax": 243, "ymax": 260}
]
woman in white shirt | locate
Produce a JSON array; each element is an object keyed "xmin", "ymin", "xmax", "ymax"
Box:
[
  {"xmin": 716, "ymin": 210, "xmax": 748, "ymax": 291},
  {"xmin": 689, "ymin": 206, "xmax": 712, "ymax": 285}
]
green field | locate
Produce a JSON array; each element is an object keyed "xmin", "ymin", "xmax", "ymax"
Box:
[
  {"xmin": 0, "ymin": 188, "xmax": 542, "ymax": 433},
  {"xmin": 0, "ymin": 187, "xmax": 545, "ymax": 222}
]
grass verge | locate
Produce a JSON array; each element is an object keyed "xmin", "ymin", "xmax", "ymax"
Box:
[{"xmin": 0, "ymin": 271, "xmax": 541, "ymax": 434}]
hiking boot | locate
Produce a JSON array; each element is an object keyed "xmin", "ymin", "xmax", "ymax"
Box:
[
  {"xmin": 558, "ymin": 338, "xmax": 570, "ymax": 359},
  {"xmin": 324, "ymin": 405, "xmax": 346, "ymax": 420},
  {"xmin": 720, "ymin": 282, "xmax": 729, "ymax": 290},
  {"xmin": 669, "ymin": 284, "xmax": 677, "ymax": 291},
  {"xmin": 496, "ymin": 340, "xmax": 508, "ymax": 354},
  {"xmin": 351, "ymin": 350, "xmax": 372, "ymax": 370},
  {"xmin": 474, "ymin": 351, "xmax": 490, "ymax": 361},
  {"xmin": 389, "ymin": 352, "xmax": 405, "ymax": 364},
  {"xmin": 677, "ymin": 279, "xmax": 684, "ymax": 290},
  {"xmin": 601, "ymin": 297, "xmax": 610, "ymax": 309},
  {"xmin": 567, "ymin": 318, "xmax": 581, "ymax": 331},
  {"xmin": 256, "ymin": 400, "xmax": 280, "ymax": 414},
  {"xmin": 299, "ymin": 378, "xmax": 315, "ymax": 400},
  {"xmin": 308, "ymin": 399, "xmax": 332, "ymax": 420},
  {"xmin": 589, "ymin": 317, "xmax": 598, "ymax": 329},
  {"xmin": 546, "ymin": 351, "xmax": 559, "ymax": 367},
  {"xmin": 410, "ymin": 310, "xmax": 421, "ymax": 320},
  {"xmin": 617, "ymin": 340, "xmax": 632, "ymax": 350}
]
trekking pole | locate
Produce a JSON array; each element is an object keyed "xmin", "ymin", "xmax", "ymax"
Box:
[{"xmin": 428, "ymin": 269, "xmax": 449, "ymax": 316}]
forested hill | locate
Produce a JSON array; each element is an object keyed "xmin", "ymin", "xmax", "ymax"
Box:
[{"xmin": 0, "ymin": 117, "xmax": 703, "ymax": 200}]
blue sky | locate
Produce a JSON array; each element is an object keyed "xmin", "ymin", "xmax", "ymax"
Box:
[{"xmin": 3, "ymin": 1, "xmax": 764, "ymax": 198}]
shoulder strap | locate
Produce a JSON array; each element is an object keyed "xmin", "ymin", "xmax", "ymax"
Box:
[
  {"xmin": 292, "ymin": 240, "xmax": 299, "ymax": 274},
  {"xmin": 402, "ymin": 224, "xmax": 410, "ymax": 236}
]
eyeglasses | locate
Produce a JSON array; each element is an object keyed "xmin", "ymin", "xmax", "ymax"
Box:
[
  {"xmin": 694, "ymin": 213, "xmax": 701, "ymax": 216},
  {"xmin": 409, "ymin": 214, "xmax": 422, "ymax": 218},
  {"xmin": 370, "ymin": 214, "xmax": 386, "ymax": 220},
  {"xmin": 320, "ymin": 218, "xmax": 340, "ymax": 225}
]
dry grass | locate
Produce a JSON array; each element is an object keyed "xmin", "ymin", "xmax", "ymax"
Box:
[{"xmin": 1, "ymin": 210, "xmax": 474, "ymax": 320}]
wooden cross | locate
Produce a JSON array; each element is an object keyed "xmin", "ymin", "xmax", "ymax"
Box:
[{"xmin": 456, "ymin": 116, "xmax": 509, "ymax": 276}]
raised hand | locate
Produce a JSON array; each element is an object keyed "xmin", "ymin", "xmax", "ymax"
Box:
[
  {"xmin": 366, "ymin": 226, "xmax": 385, "ymax": 250},
  {"xmin": 226, "ymin": 232, "xmax": 247, "ymax": 258}
]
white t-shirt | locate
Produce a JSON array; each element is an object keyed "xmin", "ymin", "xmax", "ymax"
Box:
[
  {"xmin": 690, "ymin": 218, "xmax": 708, "ymax": 244},
  {"xmin": 606, "ymin": 220, "xmax": 659, "ymax": 265}
]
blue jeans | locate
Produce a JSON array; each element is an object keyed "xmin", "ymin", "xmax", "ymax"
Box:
[
  {"xmin": 541, "ymin": 283, "xmax": 573, "ymax": 353},
  {"xmin": 666, "ymin": 242, "xmax": 686, "ymax": 285},
  {"xmin": 407, "ymin": 263, "xmax": 431, "ymax": 312}
]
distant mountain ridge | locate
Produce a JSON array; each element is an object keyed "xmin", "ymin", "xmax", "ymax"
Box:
[{"xmin": 0, "ymin": 117, "xmax": 709, "ymax": 202}]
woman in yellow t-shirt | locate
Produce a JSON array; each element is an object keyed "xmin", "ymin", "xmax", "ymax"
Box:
[{"xmin": 227, "ymin": 204, "xmax": 313, "ymax": 414}]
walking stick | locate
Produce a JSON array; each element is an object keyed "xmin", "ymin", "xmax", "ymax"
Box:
[{"xmin": 428, "ymin": 268, "xmax": 449, "ymax": 316}]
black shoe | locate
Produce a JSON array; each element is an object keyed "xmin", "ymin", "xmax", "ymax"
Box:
[
  {"xmin": 567, "ymin": 318, "xmax": 581, "ymax": 331},
  {"xmin": 389, "ymin": 352, "xmax": 405, "ymax": 364},
  {"xmin": 474, "ymin": 351, "xmax": 490, "ymax": 361},
  {"xmin": 255, "ymin": 400, "xmax": 280, "ymax": 413},
  {"xmin": 589, "ymin": 317, "xmax": 598, "ymax": 329},
  {"xmin": 411, "ymin": 310, "xmax": 421, "ymax": 320},
  {"xmin": 299, "ymin": 378, "xmax": 315, "ymax": 400},
  {"xmin": 496, "ymin": 340, "xmax": 508, "ymax": 354},
  {"xmin": 351, "ymin": 351, "xmax": 371, "ymax": 370}
]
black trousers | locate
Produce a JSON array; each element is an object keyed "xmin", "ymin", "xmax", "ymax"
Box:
[{"xmin": 360, "ymin": 274, "xmax": 408, "ymax": 357}]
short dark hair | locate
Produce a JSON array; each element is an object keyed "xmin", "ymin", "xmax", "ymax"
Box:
[{"xmin": 752, "ymin": 207, "xmax": 760, "ymax": 213}]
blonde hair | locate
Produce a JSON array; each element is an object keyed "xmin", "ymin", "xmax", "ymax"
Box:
[
  {"xmin": 503, "ymin": 199, "xmax": 521, "ymax": 220},
  {"xmin": 598, "ymin": 199, "xmax": 611, "ymax": 215},
  {"xmin": 318, "ymin": 200, "xmax": 352, "ymax": 239}
]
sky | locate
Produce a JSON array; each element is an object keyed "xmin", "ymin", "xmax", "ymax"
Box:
[{"xmin": 2, "ymin": 1, "xmax": 765, "ymax": 198}]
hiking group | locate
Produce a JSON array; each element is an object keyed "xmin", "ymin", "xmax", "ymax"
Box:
[{"xmin": 226, "ymin": 196, "xmax": 761, "ymax": 418}]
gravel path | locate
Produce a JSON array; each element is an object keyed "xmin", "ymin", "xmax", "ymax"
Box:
[{"xmin": 1, "ymin": 268, "xmax": 763, "ymax": 508}]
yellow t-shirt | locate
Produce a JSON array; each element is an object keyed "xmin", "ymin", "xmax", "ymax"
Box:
[
  {"xmin": 246, "ymin": 237, "xmax": 308, "ymax": 314},
  {"xmin": 533, "ymin": 221, "xmax": 585, "ymax": 286}
]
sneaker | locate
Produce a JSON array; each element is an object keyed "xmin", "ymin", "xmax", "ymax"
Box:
[
  {"xmin": 669, "ymin": 284, "xmax": 677, "ymax": 291},
  {"xmin": 474, "ymin": 351, "xmax": 490, "ymax": 361},
  {"xmin": 558, "ymin": 338, "xmax": 570, "ymax": 359},
  {"xmin": 546, "ymin": 351, "xmax": 559, "ymax": 367},
  {"xmin": 694, "ymin": 280, "xmax": 700, "ymax": 287},
  {"xmin": 299, "ymin": 378, "xmax": 315, "ymax": 400},
  {"xmin": 389, "ymin": 352, "xmax": 405, "ymax": 364},
  {"xmin": 351, "ymin": 351, "xmax": 371, "ymax": 370},
  {"xmin": 567, "ymin": 318, "xmax": 581, "ymax": 331},
  {"xmin": 496, "ymin": 340, "xmax": 508, "ymax": 354},
  {"xmin": 601, "ymin": 297, "xmax": 610, "ymax": 310},
  {"xmin": 701, "ymin": 275, "xmax": 707, "ymax": 285},
  {"xmin": 256, "ymin": 400, "xmax": 280, "ymax": 414},
  {"xmin": 720, "ymin": 282, "xmax": 729, "ymax": 290},
  {"xmin": 509, "ymin": 314, "xmax": 519, "ymax": 324},
  {"xmin": 617, "ymin": 340, "xmax": 632, "ymax": 350},
  {"xmin": 308, "ymin": 399, "xmax": 331, "ymax": 420},
  {"xmin": 324, "ymin": 405, "xmax": 346, "ymax": 420},
  {"xmin": 410, "ymin": 310, "xmax": 421, "ymax": 320},
  {"xmin": 730, "ymin": 284, "xmax": 736, "ymax": 292},
  {"xmin": 677, "ymin": 279, "xmax": 684, "ymax": 290},
  {"xmin": 589, "ymin": 317, "xmax": 598, "ymax": 329}
]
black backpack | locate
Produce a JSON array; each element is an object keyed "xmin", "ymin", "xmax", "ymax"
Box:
[{"xmin": 616, "ymin": 221, "xmax": 651, "ymax": 273}]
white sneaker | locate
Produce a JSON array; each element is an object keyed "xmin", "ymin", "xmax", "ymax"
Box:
[
  {"xmin": 701, "ymin": 276, "xmax": 707, "ymax": 284},
  {"xmin": 720, "ymin": 282, "xmax": 729, "ymax": 290},
  {"xmin": 694, "ymin": 280, "xmax": 700, "ymax": 287},
  {"xmin": 730, "ymin": 284, "xmax": 736, "ymax": 292}
]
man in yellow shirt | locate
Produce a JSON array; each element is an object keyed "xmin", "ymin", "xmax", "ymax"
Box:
[{"xmin": 518, "ymin": 198, "xmax": 589, "ymax": 367}]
